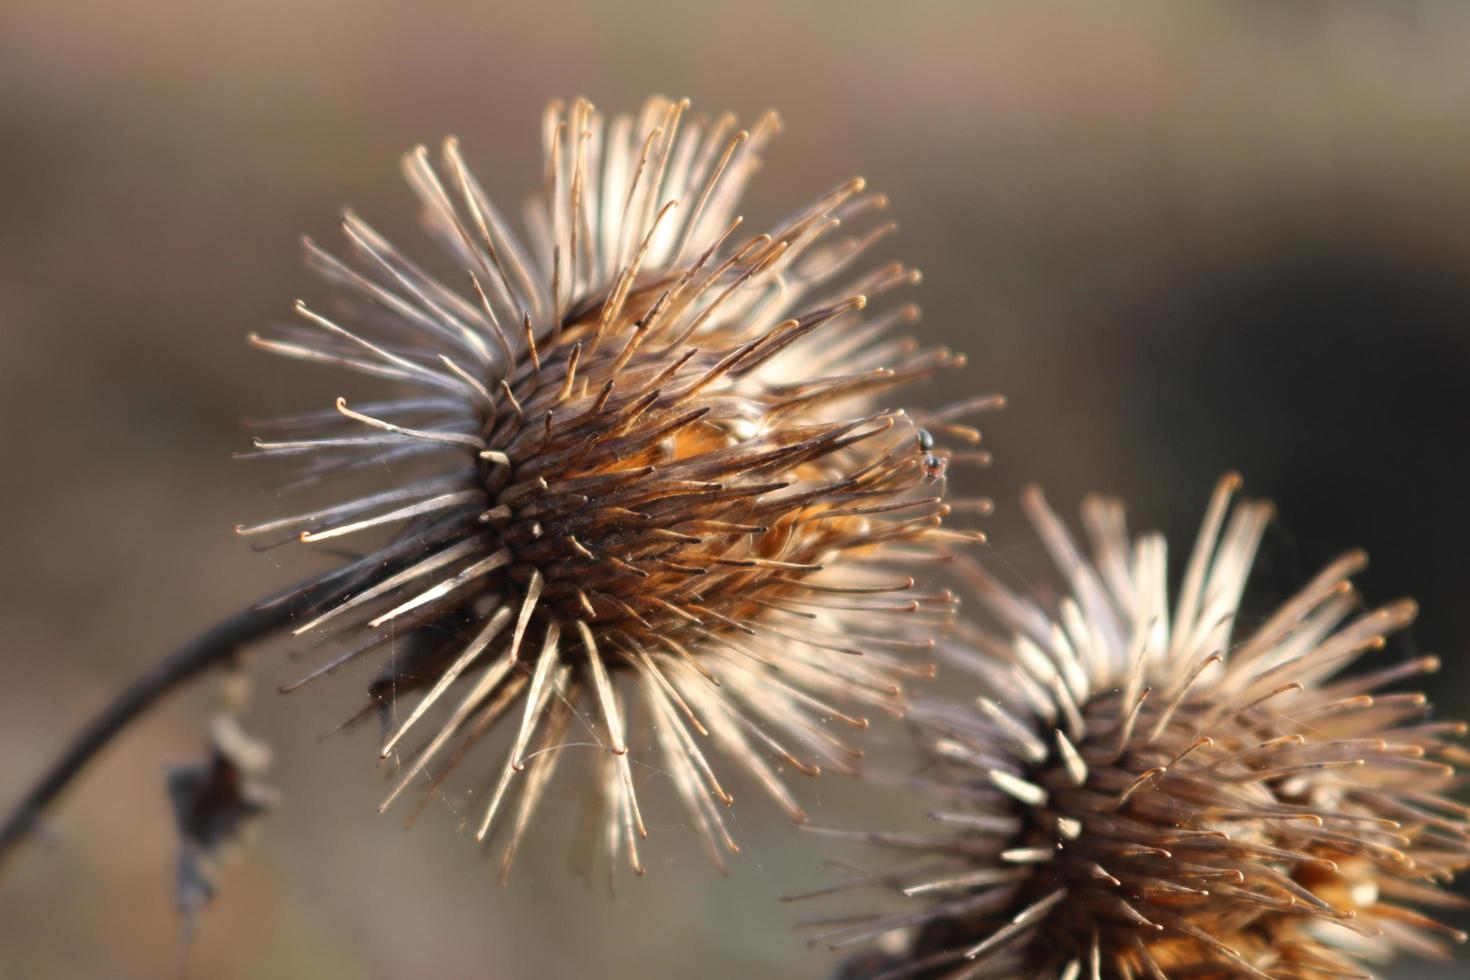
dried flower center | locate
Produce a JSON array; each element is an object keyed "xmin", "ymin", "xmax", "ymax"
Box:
[{"xmin": 450, "ymin": 288, "xmax": 935, "ymax": 650}]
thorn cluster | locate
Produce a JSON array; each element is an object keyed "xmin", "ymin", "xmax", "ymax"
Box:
[
  {"xmin": 807, "ymin": 476, "xmax": 1469, "ymax": 978},
  {"xmin": 242, "ymin": 96, "xmax": 994, "ymax": 877}
]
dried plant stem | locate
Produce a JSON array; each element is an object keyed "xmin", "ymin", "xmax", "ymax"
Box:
[{"xmin": 0, "ymin": 580, "xmax": 334, "ymax": 870}]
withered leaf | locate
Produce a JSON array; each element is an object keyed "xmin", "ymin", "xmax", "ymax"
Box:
[{"xmin": 167, "ymin": 714, "xmax": 279, "ymax": 931}]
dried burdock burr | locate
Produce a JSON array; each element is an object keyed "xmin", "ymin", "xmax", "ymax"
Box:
[
  {"xmin": 0, "ymin": 96, "xmax": 994, "ymax": 880},
  {"xmin": 803, "ymin": 475, "xmax": 1469, "ymax": 979}
]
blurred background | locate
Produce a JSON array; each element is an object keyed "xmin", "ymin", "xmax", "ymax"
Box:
[{"xmin": 3, "ymin": 1, "xmax": 1470, "ymax": 977}]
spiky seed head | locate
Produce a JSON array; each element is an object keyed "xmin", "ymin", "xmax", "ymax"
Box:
[
  {"xmin": 810, "ymin": 475, "xmax": 1469, "ymax": 978},
  {"xmin": 240, "ymin": 96, "xmax": 994, "ymax": 878}
]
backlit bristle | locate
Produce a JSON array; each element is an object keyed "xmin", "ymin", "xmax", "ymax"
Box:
[
  {"xmin": 808, "ymin": 475, "xmax": 1469, "ymax": 978},
  {"xmin": 241, "ymin": 96, "xmax": 994, "ymax": 878}
]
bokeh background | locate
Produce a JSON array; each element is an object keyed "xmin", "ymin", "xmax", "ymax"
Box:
[{"xmin": 3, "ymin": 1, "xmax": 1470, "ymax": 977}]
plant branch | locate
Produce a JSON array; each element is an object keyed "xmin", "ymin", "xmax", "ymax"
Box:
[{"xmin": 0, "ymin": 578, "xmax": 339, "ymax": 870}]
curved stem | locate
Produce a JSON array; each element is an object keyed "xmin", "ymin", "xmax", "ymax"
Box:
[{"xmin": 0, "ymin": 578, "xmax": 338, "ymax": 869}]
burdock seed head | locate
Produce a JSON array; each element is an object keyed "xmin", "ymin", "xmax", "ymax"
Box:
[
  {"xmin": 807, "ymin": 475, "xmax": 1469, "ymax": 978},
  {"xmin": 239, "ymin": 97, "xmax": 995, "ymax": 878}
]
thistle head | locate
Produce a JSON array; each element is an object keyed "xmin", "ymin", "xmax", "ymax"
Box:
[
  {"xmin": 240, "ymin": 97, "xmax": 994, "ymax": 878},
  {"xmin": 810, "ymin": 475, "xmax": 1469, "ymax": 978}
]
